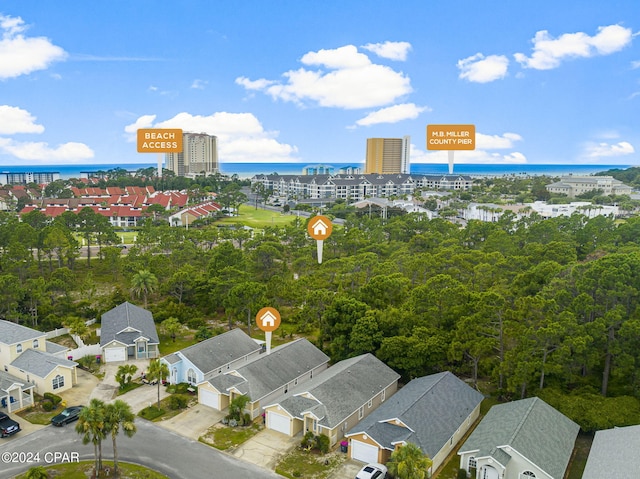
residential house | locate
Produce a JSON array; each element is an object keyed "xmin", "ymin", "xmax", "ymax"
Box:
[
  {"xmin": 546, "ymin": 175, "xmax": 632, "ymax": 198},
  {"xmin": 263, "ymin": 353, "xmax": 400, "ymax": 446},
  {"xmin": 99, "ymin": 302, "xmax": 160, "ymax": 363},
  {"xmin": 458, "ymin": 397, "xmax": 579, "ymax": 479},
  {"xmin": 199, "ymin": 338, "xmax": 329, "ymax": 417},
  {"xmin": 0, "ymin": 320, "xmax": 77, "ymax": 405},
  {"xmin": 0, "ymin": 370, "xmax": 35, "ymax": 413},
  {"xmin": 345, "ymin": 372, "xmax": 483, "ymax": 473},
  {"xmin": 582, "ymin": 424, "xmax": 640, "ymax": 479},
  {"xmin": 160, "ymin": 328, "xmax": 262, "ymax": 386}
]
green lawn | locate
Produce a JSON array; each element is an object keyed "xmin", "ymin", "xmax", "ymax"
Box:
[
  {"xmin": 218, "ymin": 204, "xmax": 297, "ymax": 228},
  {"xmin": 275, "ymin": 448, "xmax": 347, "ymax": 479},
  {"xmin": 16, "ymin": 461, "xmax": 169, "ymax": 479},
  {"xmin": 199, "ymin": 423, "xmax": 262, "ymax": 450}
]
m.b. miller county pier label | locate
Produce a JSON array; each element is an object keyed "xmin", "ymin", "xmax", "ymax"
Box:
[
  {"xmin": 427, "ymin": 124, "xmax": 475, "ymax": 150},
  {"xmin": 137, "ymin": 128, "xmax": 183, "ymax": 153}
]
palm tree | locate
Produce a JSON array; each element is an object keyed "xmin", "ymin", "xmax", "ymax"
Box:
[
  {"xmin": 25, "ymin": 466, "xmax": 49, "ymax": 479},
  {"xmin": 147, "ymin": 359, "xmax": 169, "ymax": 408},
  {"xmin": 75, "ymin": 398, "xmax": 107, "ymax": 473},
  {"xmin": 105, "ymin": 400, "xmax": 137, "ymax": 476},
  {"xmin": 130, "ymin": 269, "xmax": 158, "ymax": 307},
  {"xmin": 386, "ymin": 442, "xmax": 433, "ymax": 479}
]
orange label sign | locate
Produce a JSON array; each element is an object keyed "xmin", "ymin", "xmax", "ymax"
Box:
[
  {"xmin": 256, "ymin": 307, "xmax": 281, "ymax": 333},
  {"xmin": 137, "ymin": 129, "xmax": 183, "ymax": 153},
  {"xmin": 427, "ymin": 124, "xmax": 475, "ymax": 150},
  {"xmin": 307, "ymin": 215, "xmax": 333, "ymax": 240}
]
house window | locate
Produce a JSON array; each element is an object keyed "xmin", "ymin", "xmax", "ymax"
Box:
[
  {"xmin": 16, "ymin": 344, "xmax": 22, "ymax": 353},
  {"xmin": 368, "ymin": 399, "xmax": 372, "ymax": 408},
  {"xmin": 381, "ymin": 389, "xmax": 386, "ymax": 402},
  {"xmin": 358, "ymin": 406, "xmax": 364, "ymax": 419},
  {"xmin": 52, "ymin": 375, "xmax": 64, "ymax": 390},
  {"xmin": 469, "ymin": 457, "xmax": 477, "ymax": 469},
  {"xmin": 521, "ymin": 472, "xmax": 536, "ymax": 479},
  {"xmin": 187, "ymin": 368, "xmax": 196, "ymax": 385},
  {"xmin": 33, "ymin": 339, "xmax": 39, "ymax": 348}
]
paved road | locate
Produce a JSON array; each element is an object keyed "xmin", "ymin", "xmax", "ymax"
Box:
[{"xmin": 0, "ymin": 420, "xmax": 282, "ymax": 479}]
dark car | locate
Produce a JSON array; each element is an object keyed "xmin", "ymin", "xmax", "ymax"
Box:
[
  {"xmin": 51, "ymin": 406, "xmax": 84, "ymax": 426},
  {"xmin": 0, "ymin": 412, "xmax": 20, "ymax": 437}
]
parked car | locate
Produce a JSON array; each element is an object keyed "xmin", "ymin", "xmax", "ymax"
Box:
[
  {"xmin": 51, "ymin": 406, "xmax": 84, "ymax": 426},
  {"xmin": 355, "ymin": 463, "xmax": 387, "ymax": 479},
  {"xmin": 0, "ymin": 412, "xmax": 20, "ymax": 437}
]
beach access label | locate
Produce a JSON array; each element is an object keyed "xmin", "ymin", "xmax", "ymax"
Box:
[
  {"xmin": 427, "ymin": 124, "xmax": 475, "ymax": 150},
  {"xmin": 137, "ymin": 128, "xmax": 183, "ymax": 153}
]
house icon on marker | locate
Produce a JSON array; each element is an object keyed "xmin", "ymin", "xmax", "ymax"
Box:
[
  {"xmin": 260, "ymin": 310, "xmax": 278, "ymax": 328},
  {"xmin": 311, "ymin": 218, "xmax": 328, "ymax": 236}
]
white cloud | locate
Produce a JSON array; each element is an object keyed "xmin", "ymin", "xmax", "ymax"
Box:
[
  {"xmin": 124, "ymin": 112, "xmax": 299, "ymax": 163},
  {"xmin": 353, "ymin": 103, "xmax": 429, "ymax": 127},
  {"xmin": 632, "ymin": 60, "xmax": 640, "ymax": 69},
  {"xmin": 583, "ymin": 141, "xmax": 635, "ymax": 159},
  {"xmin": 475, "ymin": 132, "xmax": 523, "ymax": 149},
  {"xmin": 514, "ymin": 24, "xmax": 633, "ymax": 70},
  {"xmin": 0, "ymin": 14, "xmax": 67, "ymax": 79},
  {"xmin": 123, "ymin": 114, "xmax": 156, "ymax": 142},
  {"xmin": 236, "ymin": 44, "xmax": 412, "ymax": 109},
  {"xmin": 362, "ymin": 41, "xmax": 412, "ymax": 61},
  {"xmin": 0, "ymin": 106, "xmax": 45, "ymax": 134},
  {"xmin": 0, "ymin": 138, "xmax": 94, "ymax": 162},
  {"xmin": 457, "ymin": 53, "xmax": 509, "ymax": 83},
  {"xmin": 191, "ymin": 79, "xmax": 207, "ymax": 89}
]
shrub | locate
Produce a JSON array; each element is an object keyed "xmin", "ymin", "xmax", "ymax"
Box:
[
  {"xmin": 242, "ymin": 413, "xmax": 252, "ymax": 426},
  {"xmin": 138, "ymin": 406, "xmax": 165, "ymax": 421},
  {"xmin": 301, "ymin": 431, "xmax": 315, "ymax": 449},
  {"xmin": 43, "ymin": 392, "xmax": 62, "ymax": 405},
  {"xmin": 315, "ymin": 434, "xmax": 330, "ymax": 454},
  {"xmin": 458, "ymin": 469, "xmax": 469, "ymax": 479},
  {"xmin": 41, "ymin": 399, "xmax": 54, "ymax": 411},
  {"xmin": 169, "ymin": 394, "xmax": 188, "ymax": 410}
]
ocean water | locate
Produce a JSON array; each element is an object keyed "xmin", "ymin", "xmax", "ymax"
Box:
[{"xmin": 0, "ymin": 162, "xmax": 632, "ymax": 180}]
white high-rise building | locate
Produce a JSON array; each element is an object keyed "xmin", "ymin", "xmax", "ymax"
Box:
[{"xmin": 165, "ymin": 132, "xmax": 219, "ymax": 177}]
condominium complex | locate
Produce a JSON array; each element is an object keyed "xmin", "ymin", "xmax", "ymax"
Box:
[
  {"xmin": 251, "ymin": 173, "xmax": 472, "ymax": 201},
  {"xmin": 165, "ymin": 132, "xmax": 219, "ymax": 177},
  {"xmin": 546, "ymin": 175, "xmax": 632, "ymax": 198},
  {"xmin": 0, "ymin": 171, "xmax": 60, "ymax": 185},
  {"xmin": 365, "ymin": 136, "xmax": 410, "ymax": 174}
]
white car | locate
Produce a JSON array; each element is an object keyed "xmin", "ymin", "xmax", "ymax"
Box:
[{"xmin": 355, "ymin": 463, "xmax": 387, "ymax": 479}]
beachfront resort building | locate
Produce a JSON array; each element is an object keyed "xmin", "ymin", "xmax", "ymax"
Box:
[
  {"xmin": 165, "ymin": 132, "xmax": 219, "ymax": 177},
  {"xmin": 365, "ymin": 136, "xmax": 411, "ymax": 174},
  {"xmin": 546, "ymin": 175, "xmax": 632, "ymax": 198}
]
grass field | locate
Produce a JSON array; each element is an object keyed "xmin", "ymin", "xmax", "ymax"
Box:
[{"xmin": 217, "ymin": 205, "xmax": 297, "ymax": 229}]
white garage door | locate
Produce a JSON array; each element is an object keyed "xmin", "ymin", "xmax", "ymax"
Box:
[
  {"xmin": 104, "ymin": 347, "xmax": 126, "ymax": 363},
  {"xmin": 351, "ymin": 440, "xmax": 379, "ymax": 464},
  {"xmin": 199, "ymin": 389, "xmax": 220, "ymax": 410},
  {"xmin": 267, "ymin": 411, "xmax": 291, "ymax": 435}
]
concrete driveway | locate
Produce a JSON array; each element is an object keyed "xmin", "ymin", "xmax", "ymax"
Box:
[
  {"xmin": 232, "ymin": 428, "xmax": 300, "ymax": 469},
  {"xmin": 58, "ymin": 368, "xmax": 99, "ymax": 407},
  {"xmin": 331, "ymin": 459, "xmax": 367, "ymax": 479},
  {"xmin": 156, "ymin": 403, "xmax": 225, "ymax": 440}
]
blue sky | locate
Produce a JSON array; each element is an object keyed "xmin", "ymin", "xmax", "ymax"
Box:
[{"xmin": 0, "ymin": 0, "xmax": 639, "ymax": 167}]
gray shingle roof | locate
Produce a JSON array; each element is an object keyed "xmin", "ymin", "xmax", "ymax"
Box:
[
  {"xmin": 178, "ymin": 328, "xmax": 261, "ymax": 375},
  {"xmin": 346, "ymin": 372, "xmax": 484, "ymax": 457},
  {"xmin": 0, "ymin": 319, "xmax": 44, "ymax": 345},
  {"xmin": 10, "ymin": 348, "xmax": 77, "ymax": 378},
  {"xmin": 99, "ymin": 302, "xmax": 159, "ymax": 347},
  {"xmin": 582, "ymin": 424, "xmax": 640, "ymax": 479},
  {"xmin": 45, "ymin": 341, "xmax": 68, "ymax": 355},
  {"xmin": 276, "ymin": 353, "xmax": 400, "ymax": 429},
  {"xmin": 459, "ymin": 397, "xmax": 579, "ymax": 479},
  {"xmin": 0, "ymin": 370, "xmax": 32, "ymax": 394},
  {"xmin": 208, "ymin": 339, "xmax": 329, "ymax": 401}
]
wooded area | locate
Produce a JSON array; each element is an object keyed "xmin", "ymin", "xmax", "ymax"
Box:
[{"xmin": 3, "ymin": 166, "xmax": 640, "ymax": 432}]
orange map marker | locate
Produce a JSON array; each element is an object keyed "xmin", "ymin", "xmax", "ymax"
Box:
[
  {"xmin": 256, "ymin": 307, "xmax": 281, "ymax": 354},
  {"xmin": 307, "ymin": 215, "xmax": 333, "ymax": 264}
]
